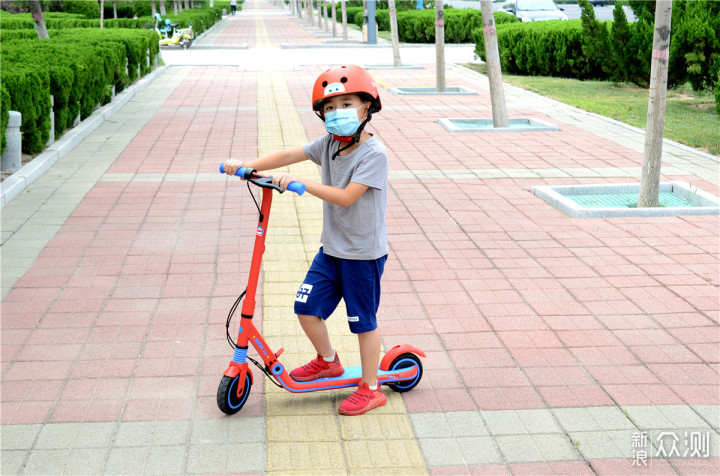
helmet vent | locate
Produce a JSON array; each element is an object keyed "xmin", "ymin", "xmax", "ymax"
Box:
[
  {"xmin": 340, "ymin": 77, "xmax": 348, "ymax": 83},
  {"xmin": 322, "ymin": 81, "xmax": 328, "ymax": 88}
]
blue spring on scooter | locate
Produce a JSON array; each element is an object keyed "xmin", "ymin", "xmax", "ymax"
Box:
[{"xmin": 233, "ymin": 347, "xmax": 248, "ymax": 364}]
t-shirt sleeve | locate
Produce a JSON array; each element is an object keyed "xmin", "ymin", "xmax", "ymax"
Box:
[
  {"xmin": 302, "ymin": 135, "xmax": 330, "ymax": 166},
  {"xmin": 350, "ymin": 148, "xmax": 388, "ymax": 191}
]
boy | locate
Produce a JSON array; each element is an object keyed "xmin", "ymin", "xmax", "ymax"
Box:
[{"xmin": 222, "ymin": 65, "xmax": 388, "ymax": 415}]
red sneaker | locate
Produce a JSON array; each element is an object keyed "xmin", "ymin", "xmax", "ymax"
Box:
[
  {"xmin": 338, "ymin": 381, "xmax": 387, "ymax": 416},
  {"xmin": 290, "ymin": 353, "xmax": 344, "ymax": 382}
]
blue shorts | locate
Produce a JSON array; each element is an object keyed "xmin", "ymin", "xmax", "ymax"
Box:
[{"xmin": 294, "ymin": 248, "xmax": 387, "ymax": 334}]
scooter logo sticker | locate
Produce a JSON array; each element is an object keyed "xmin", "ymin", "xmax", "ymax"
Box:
[
  {"xmin": 296, "ymin": 284, "xmax": 313, "ymax": 303},
  {"xmin": 256, "ymin": 226, "xmax": 265, "ymax": 237}
]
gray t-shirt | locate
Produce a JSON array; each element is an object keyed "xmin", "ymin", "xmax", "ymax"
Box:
[{"xmin": 303, "ymin": 134, "xmax": 388, "ymax": 260}]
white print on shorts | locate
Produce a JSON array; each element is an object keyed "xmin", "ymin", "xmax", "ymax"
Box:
[
  {"xmin": 347, "ymin": 316, "xmax": 359, "ymax": 322},
  {"xmin": 296, "ymin": 284, "xmax": 313, "ymax": 303}
]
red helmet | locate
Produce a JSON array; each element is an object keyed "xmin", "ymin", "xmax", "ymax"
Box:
[{"xmin": 312, "ymin": 65, "xmax": 382, "ymax": 116}]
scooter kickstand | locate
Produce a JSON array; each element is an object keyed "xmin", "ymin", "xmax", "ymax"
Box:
[{"xmin": 275, "ymin": 348, "xmax": 284, "ymax": 358}]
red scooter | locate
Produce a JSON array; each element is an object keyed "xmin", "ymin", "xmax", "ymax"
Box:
[{"xmin": 217, "ymin": 164, "xmax": 425, "ymax": 414}]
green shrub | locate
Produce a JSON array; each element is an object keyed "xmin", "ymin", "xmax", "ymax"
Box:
[
  {"xmin": 579, "ymin": 0, "xmax": 612, "ymax": 79},
  {"xmin": 474, "ymin": 21, "xmax": 594, "ymax": 79},
  {"xmin": 0, "ymin": 67, "xmax": 52, "ymax": 154},
  {"xmin": 670, "ymin": 0, "xmax": 720, "ymax": 93},
  {"xmin": 1, "ymin": 85, "xmax": 10, "ymax": 155},
  {"xmin": 62, "ymin": 0, "xmax": 101, "ymax": 18},
  {"xmin": 609, "ymin": 1, "xmax": 633, "ymax": 83},
  {"xmin": 387, "ymin": 9, "xmax": 517, "ymax": 43},
  {"xmin": 715, "ymin": 71, "xmax": 720, "ymax": 114}
]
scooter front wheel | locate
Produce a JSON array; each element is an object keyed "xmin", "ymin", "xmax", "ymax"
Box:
[
  {"xmin": 181, "ymin": 38, "xmax": 192, "ymax": 49},
  {"xmin": 217, "ymin": 373, "xmax": 251, "ymax": 415},
  {"xmin": 387, "ymin": 353, "xmax": 423, "ymax": 393}
]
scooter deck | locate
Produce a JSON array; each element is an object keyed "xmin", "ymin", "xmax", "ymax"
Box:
[{"xmin": 274, "ymin": 364, "xmax": 419, "ymax": 393}]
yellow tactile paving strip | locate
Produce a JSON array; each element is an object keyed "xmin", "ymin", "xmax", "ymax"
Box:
[
  {"xmin": 254, "ymin": 3, "xmax": 272, "ymax": 48},
  {"xmin": 256, "ymin": 67, "xmax": 427, "ymax": 473}
]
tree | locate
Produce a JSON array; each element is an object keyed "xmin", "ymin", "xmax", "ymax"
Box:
[
  {"xmin": 638, "ymin": 0, "xmax": 672, "ymax": 208},
  {"xmin": 100, "ymin": 0, "xmax": 104, "ymax": 29},
  {"xmin": 579, "ymin": 0, "xmax": 612, "ymax": 79},
  {"xmin": 160, "ymin": 0, "xmax": 167, "ymax": 16},
  {"xmin": 610, "ymin": 2, "xmax": 632, "ymax": 83},
  {"xmin": 389, "ymin": 0, "xmax": 401, "ymax": 67},
  {"xmin": 480, "ymin": 0, "xmax": 508, "ymax": 128},
  {"xmin": 28, "ymin": 0, "xmax": 49, "ymax": 39}
]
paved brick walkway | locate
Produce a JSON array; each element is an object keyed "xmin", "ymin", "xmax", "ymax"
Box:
[{"xmin": 2, "ymin": 0, "xmax": 719, "ymax": 474}]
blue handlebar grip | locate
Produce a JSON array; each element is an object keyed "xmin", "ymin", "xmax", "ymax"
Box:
[
  {"xmin": 219, "ymin": 162, "xmax": 248, "ymax": 178},
  {"xmin": 287, "ymin": 181, "xmax": 306, "ymax": 195}
]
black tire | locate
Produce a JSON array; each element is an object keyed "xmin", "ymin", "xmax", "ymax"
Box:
[
  {"xmin": 217, "ymin": 373, "xmax": 251, "ymax": 415},
  {"xmin": 386, "ymin": 353, "xmax": 423, "ymax": 393},
  {"xmin": 182, "ymin": 38, "xmax": 192, "ymax": 49}
]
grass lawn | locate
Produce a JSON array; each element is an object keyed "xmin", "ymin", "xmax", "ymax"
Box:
[{"xmin": 464, "ymin": 63, "xmax": 720, "ymax": 156}]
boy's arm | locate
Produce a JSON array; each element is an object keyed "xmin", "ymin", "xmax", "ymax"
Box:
[
  {"xmin": 222, "ymin": 146, "xmax": 308, "ymax": 176},
  {"xmin": 274, "ymin": 173, "xmax": 369, "ymax": 208}
]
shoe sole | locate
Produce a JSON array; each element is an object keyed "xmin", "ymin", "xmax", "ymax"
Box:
[
  {"xmin": 338, "ymin": 394, "xmax": 388, "ymax": 416},
  {"xmin": 290, "ymin": 368, "xmax": 344, "ymax": 382}
]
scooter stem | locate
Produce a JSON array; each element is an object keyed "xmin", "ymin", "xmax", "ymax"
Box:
[{"xmin": 241, "ymin": 187, "xmax": 273, "ymax": 318}]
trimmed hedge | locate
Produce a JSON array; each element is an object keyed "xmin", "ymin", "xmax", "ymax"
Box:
[
  {"xmin": 1, "ymin": 29, "xmax": 158, "ymax": 154},
  {"xmin": 473, "ymin": 0, "xmax": 719, "ymax": 113},
  {"xmin": 344, "ymin": 7, "xmax": 517, "ymax": 43},
  {"xmin": 1, "ymin": 86, "xmax": 10, "ymax": 154},
  {"xmin": 474, "ymin": 21, "xmax": 596, "ymax": 79},
  {"xmin": 0, "ymin": 5, "xmax": 227, "ymax": 155}
]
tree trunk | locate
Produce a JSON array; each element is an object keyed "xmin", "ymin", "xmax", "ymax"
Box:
[
  {"xmin": 341, "ymin": 0, "xmax": 347, "ymax": 41},
  {"xmin": 113, "ymin": 0, "xmax": 117, "ymax": 19},
  {"xmin": 160, "ymin": 0, "xmax": 166, "ymax": 16},
  {"xmin": 323, "ymin": 0, "xmax": 328, "ymax": 31},
  {"xmin": 184, "ymin": 0, "xmax": 190, "ymax": 10},
  {"xmin": 389, "ymin": 0, "xmax": 402, "ymax": 67},
  {"xmin": 151, "ymin": 0, "xmax": 157, "ymax": 17},
  {"xmin": 28, "ymin": 0, "xmax": 49, "ymax": 39},
  {"xmin": 100, "ymin": 0, "xmax": 105, "ymax": 29},
  {"xmin": 331, "ymin": 1, "xmax": 336, "ymax": 37},
  {"xmin": 317, "ymin": 0, "xmax": 322, "ymax": 28},
  {"xmin": 480, "ymin": 0, "xmax": 509, "ymax": 128},
  {"xmin": 638, "ymin": 0, "xmax": 673, "ymax": 208},
  {"xmin": 175, "ymin": 0, "xmax": 180, "ymax": 14},
  {"xmin": 435, "ymin": 0, "xmax": 445, "ymax": 92}
]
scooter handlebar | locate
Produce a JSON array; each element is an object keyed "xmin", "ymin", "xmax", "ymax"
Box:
[{"xmin": 219, "ymin": 163, "xmax": 305, "ymax": 195}]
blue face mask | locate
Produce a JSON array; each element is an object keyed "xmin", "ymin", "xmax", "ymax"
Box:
[{"xmin": 324, "ymin": 104, "xmax": 366, "ymax": 137}]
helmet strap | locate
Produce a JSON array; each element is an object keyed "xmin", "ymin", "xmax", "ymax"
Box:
[{"xmin": 331, "ymin": 111, "xmax": 372, "ymax": 161}]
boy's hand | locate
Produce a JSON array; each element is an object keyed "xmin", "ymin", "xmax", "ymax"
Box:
[
  {"xmin": 222, "ymin": 159, "xmax": 245, "ymax": 177},
  {"xmin": 272, "ymin": 172, "xmax": 304, "ymax": 192}
]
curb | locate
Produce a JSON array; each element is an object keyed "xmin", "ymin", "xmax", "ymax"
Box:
[{"xmin": 0, "ymin": 66, "xmax": 166, "ymax": 208}]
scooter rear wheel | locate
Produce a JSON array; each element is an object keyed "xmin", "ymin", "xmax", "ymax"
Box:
[
  {"xmin": 386, "ymin": 353, "xmax": 423, "ymax": 393},
  {"xmin": 217, "ymin": 373, "xmax": 251, "ymax": 415}
]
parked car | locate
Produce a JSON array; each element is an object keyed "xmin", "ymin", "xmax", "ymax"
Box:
[
  {"xmin": 502, "ymin": 0, "xmax": 569, "ymax": 21},
  {"xmin": 589, "ymin": 0, "xmax": 616, "ymax": 5}
]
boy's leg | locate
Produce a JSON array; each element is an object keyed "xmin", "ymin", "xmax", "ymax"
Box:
[
  {"xmin": 358, "ymin": 328, "xmax": 381, "ymax": 385},
  {"xmin": 297, "ymin": 314, "xmax": 333, "ymax": 358},
  {"xmin": 290, "ymin": 314, "xmax": 343, "ymax": 382},
  {"xmin": 291, "ymin": 248, "xmax": 344, "ymax": 381},
  {"xmin": 338, "ymin": 328, "xmax": 386, "ymax": 416}
]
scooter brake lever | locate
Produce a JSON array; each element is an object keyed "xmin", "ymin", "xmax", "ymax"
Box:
[{"xmin": 250, "ymin": 177, "xmax": 285, "ymax": 193}]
